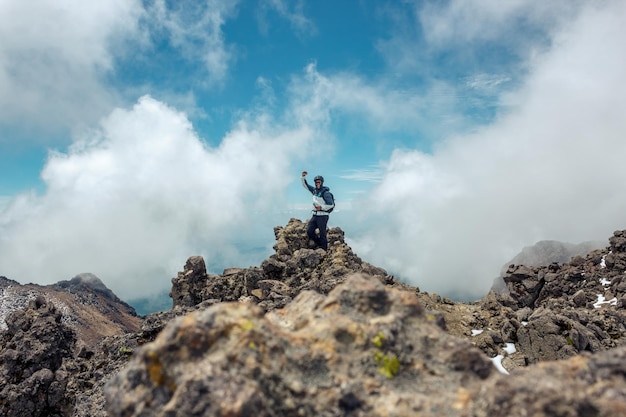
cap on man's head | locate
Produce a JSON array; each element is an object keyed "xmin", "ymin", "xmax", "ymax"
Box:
[{"xmin": 314, "ymin": 175, "xmax": 324, "ymax": 184}]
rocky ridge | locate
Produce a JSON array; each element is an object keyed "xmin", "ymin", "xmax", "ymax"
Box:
[
  {"xmin": 0, "ymin": 273, "xmax": 140, "ymax": 347},
  {"xmin": 500, "ymin": 239, "xmax": 605, "ymax": 274},
  {"xmin": 2, "ymin": 218, "xmax": 626, "ymax": 416}
]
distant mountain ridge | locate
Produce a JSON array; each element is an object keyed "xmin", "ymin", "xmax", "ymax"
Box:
[
  {"xmin": 0, "ymin": 272, "xmax": 140, "ymax": 347},
  {"xmin": 503, "ymin": 239, "xmax": 605, "ymax": 271},
  {"xmin": 490, "ymin": 238, "xmax": 605, "ymax": 293}
]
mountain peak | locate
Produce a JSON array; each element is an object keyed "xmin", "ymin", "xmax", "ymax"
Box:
[{"xmin": 170, "ymin": 218, "xmax": 395, "ymax": 312}]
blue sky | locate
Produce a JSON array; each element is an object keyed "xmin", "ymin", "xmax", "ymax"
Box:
[{"xmin": 1, "ymin": 0, "xmax": 626, "ymax": 301}]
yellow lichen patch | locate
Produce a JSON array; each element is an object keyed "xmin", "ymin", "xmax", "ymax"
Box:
[
  {"xmin": 425, "ymin": 313, "xmax": 438, "ymax": 321},
  {"xmin": 238, "ymin": 318, "xmax": 255, "ymax": 331},
  {"xmin": 146, "ymin": 351, "xmax": 177, "ymax": 392},
  {"xmin": 230, "ymin": 318, "xmax": 256, "ymax": 342},
  {"xmin": 372, "ymin": 331, "xmax": 385, "ymax": 348},
  {"xmin": 374, "ymin": 350, "xmax": 400, "ymax": 379},
  {"xmin": 146, "ymin": 351, "xmax": 165, "ymax": 386},
  {"xmin": 119, "ymin": 346, "xmax": 133, "ymax": 355}
]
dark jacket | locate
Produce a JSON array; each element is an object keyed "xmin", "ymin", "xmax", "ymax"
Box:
[{"xmin": 302, "ymin": 177, "xmax": 334, "ymax": 214}]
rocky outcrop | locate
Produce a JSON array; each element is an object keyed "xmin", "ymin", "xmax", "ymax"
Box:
[
  {"xmin": 107, "ymin": 274, "xmax": 494, "ymax": 417},
  {"xmin": 450, "ymin": 230, "xmax": 626, "ymax": 367},
  {"xmin": 170, "ymin": 219, "xmax": 393, "ymax": 312},
  {"xmin": 1, "ymin": 273, "xmax": 141, "ymax": 347},
  {"xmin": 104, "ymin": 224, "xmax": 626, "ymax": 417},
  {"xmin": 0, "ymin": 296, "xmax": 76, "ymax": 417},
  {"xmin": 491, "ymin": 239, "xmax": 604, "ymax": 292},
  {"xmin": 4, "ymin": 220, "xmax": 626, "ymax": 416},
  {"xmin": 0, "ymin": 274, "xmax": 143, "ymax": 417},
  {"xmin": 471, "ymin": 345, "xmax": 626, "ymax": 416},
  {"xmin": 106, "ymin": 273, "xmax": 626, "ymax": 417}
]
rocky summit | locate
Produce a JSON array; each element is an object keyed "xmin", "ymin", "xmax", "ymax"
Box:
[{"xmin": 2, "ymin": 219, "xmax": 626, "ymax": 416}]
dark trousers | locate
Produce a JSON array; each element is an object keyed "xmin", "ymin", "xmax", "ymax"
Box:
[{"xmin": 307, "ymin": 215, "xmax": 329, "ymax": 250}]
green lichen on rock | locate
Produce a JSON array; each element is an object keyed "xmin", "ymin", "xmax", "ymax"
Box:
[
  {"xmin": 119, "ymin": 346, "xmax": 134, "ymax": 355},
  {"xmin": 239, "ymin": 318, "xmax": 255, "ymax": 331},
  {"xmin": 374, "ymin": 350, "xmax": 400, "ymax": 379},
  {"xmin": 371, "ymin": 332, "xmax": 399, "ymax": 379},
  {"xmin": 372, "ymin": 331, "xmax": 385, "ymax": 348}
]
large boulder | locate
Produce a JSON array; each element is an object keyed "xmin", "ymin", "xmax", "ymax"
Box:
[
  {"xmin": 471, "ymin": 345, "xmax": 626, "ymax": 417},
  {"xmin": 106, "ymin": 272, "xmax": 626, "ymax": 417},
  {"xmin": 106, "ymin": 274, "xmax": 492, "ymax": 417}
]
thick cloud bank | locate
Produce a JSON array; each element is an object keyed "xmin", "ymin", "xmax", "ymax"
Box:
[
  {"xmin": 2, "ymin": 1, "xmax": 626, "ymax": 303},
  {"xmin": 0, "ymin": 96, "xmax": 311, "ymax": 298},
  {"xmin": 352, "ymin": 1, "xmax": 626, "ymax": 298},
  {"xmin": 0, "ymin": 0, "xmax": 143, "ymax": 131}
]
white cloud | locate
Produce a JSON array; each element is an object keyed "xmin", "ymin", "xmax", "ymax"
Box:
[
  {"xmin": 377, "ymin": 0, "xmax": 589, "ymax": 92},
  {"xmin": 0, "ymin": 0, "xmax": 143, "ymax": 132},
  {"xmin": 0, "ymin": 59, "xmax": 347, "ymax": 301},
  {"xmin": 287, "ymin": 63, "xmax": 472, "ymax": 144},
  {"xmin": 0, "ymin": 96, "xmax": 315, "ymax": 299},
  {"xmin": 145, "ymin": 0, "xmax": 240, "ymax": 85},
  {"xmin": 419, "ymin": 0, "xmax": 582, "ymax": 46},
  {"xmin": 351, "ymin": 0, "xmax": 626, "ymax": 299},
  {"xmin": 340, "ymin": 168, "xmax": 384, "ymax": 184},
  {"xmin": 0, "ymin": 0, "xmax": 244, "ymax": 136},
  {"xmin": 257, "ymin": 0, "xmax": 317, "ymax": 38},
  {"xmin": 0, "ymin": 197, "xmax": 10, "ymax": 215}
]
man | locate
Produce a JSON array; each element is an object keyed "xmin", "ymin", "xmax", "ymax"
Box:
[{"xmin": 301, "ymin": 171, "xmax": 335, "ymax": 251}]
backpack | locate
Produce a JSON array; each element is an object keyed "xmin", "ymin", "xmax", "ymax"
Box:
[{"xmin": 326, "ymin": 191, "xmax": 335, "ymax": 213}]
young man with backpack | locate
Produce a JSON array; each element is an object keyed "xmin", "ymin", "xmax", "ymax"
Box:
[{"xmin": 301, "ymin": 171, "xmax": 335, "ymax": 251}]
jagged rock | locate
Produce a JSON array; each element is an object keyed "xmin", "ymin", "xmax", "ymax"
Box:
[
  {"xmin": 502, "ymin": 264, "xmax": 545, "ymax": 308},
  {"xmin": 78, "ymin": 228, "xmax": 626, "ymax": 417},
  {"xmin": 572, "ymin": 289, "xmax": 588, "ymax": 306},
  {"xmin": 0, "ymin": 275, "xmax": 143, "ymax": 417},
  {"xmin": 106, "ymin": 274, "xmax": 493, "ymax": 417},
  {"xmin": 5, "ymin": 222, "xmax": 626, "ymax": 416},
  {"xmin": 0, "ymin": 296, "xmax": 76, "ymax": 417},
  {"xmin": 609, "ymin": 230, "xmax": 626, "ymax": 252},
  {"xmin": 169, "ymin": 256, "xmax": 207, "ymax": 307},
  {"xmin": 468, "ymin": 230, "xmax": 626, "ymax": 367},
  {"xmin": 515, "ymin": 309, "xmax": 597, "ymax": 363},
  {"xmin": 1, "ymin": 273, "xmax": 141, "ymax": 347},
  {"xmin": 169, "ymin": 218, "xmax": 394, "ymax": 312},
  {"xmin": 106, "ymin": 270, "xmax": 626, "ymax": 417},
  {"xmin": 472, "ymin": 346, "xmax": 626, "ymax": 416},
  {"xmin": 492, "ymin": 239, "xmax": 604, "ymax": 292}
]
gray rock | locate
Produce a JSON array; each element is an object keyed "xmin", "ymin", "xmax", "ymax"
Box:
[
  {"xmin": 0, "ymin": 297, "xmax": 75, "ymax": 417},
  {"xmin": 106, "ymin": 274, "xmax": 493, "ymax": 417},
  {"xmin": 5, "ymin": 222, "xmax": 626, "ymax": 417},
  {"xmin": 472, "ymin": 345, "xmax": 626, "ymax": 417}
]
